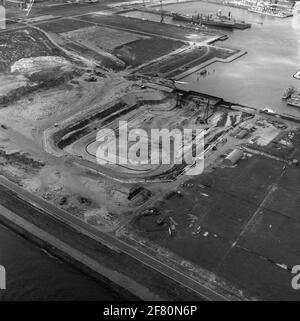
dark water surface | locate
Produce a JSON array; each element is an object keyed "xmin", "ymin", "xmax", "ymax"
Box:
[{"xmin": 0, "ymin": 223, "xmax": 125, "ymax": 300}]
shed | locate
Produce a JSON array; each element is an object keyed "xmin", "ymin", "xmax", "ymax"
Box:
[
  {"xmin": 236, "ymin": 129, "xmax": 248, "ymax": 139},
  {"xmin": 223, "ymin": 149, "xmax": 243, "ymax": 166}
]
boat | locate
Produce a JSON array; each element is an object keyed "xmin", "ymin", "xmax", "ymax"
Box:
[
  {"xmin": 260, "ymin": 108, "xmax": 276, "ymax": 115},
  {"xmin": 199, "ymin": 16, "xmax": 236, "ymax": 29},
  {"xmin": 199, "ymin": 69, "xmax": 208, "ymax": 75},
  {"xmin": 287, "ymin": 92, "xmax": 300, "ymax": 108},
  {"xmin": 172, "ymin": 12, "xmax": 235, "ymax": 29},
  {"xmin": 219, "ymin": 14, "xmax": 251, "ymax": 29},
  {"xmin": 231, "ymin": 20, "xmax": 251, "ymax": 29},
  {"xmin": 287, "ymin": 97, "xmax": 300, "ymax": 108},
  {"xmin": 282, "ymin": 86, "xmax": 296, "ymax": 99},
  {"xmin": 172, "ymin": 13, "xmax": 193, "ymax": 23}
]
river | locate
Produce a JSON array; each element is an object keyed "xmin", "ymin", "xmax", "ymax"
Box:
[{"xmin": 123, "ymin": 0, "xmax": 300, "ymax": 116}]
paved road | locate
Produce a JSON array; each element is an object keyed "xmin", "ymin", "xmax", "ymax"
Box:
[{"xmin": 0, "ymin": 175, "xmax": 231, "ymax": 301}]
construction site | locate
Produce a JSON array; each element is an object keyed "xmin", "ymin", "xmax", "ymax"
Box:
[{"xmin": 0, "ymin": 0, "xmax": 300, "ymax": 301}]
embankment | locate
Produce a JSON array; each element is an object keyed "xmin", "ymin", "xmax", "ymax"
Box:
[{"xmin": 0, "ymin": 180, "xmax": 203, "ymax": 301}]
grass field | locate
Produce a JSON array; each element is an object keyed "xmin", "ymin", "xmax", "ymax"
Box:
[
  {"xmin": 129, "ymin": 145, "xmax": 300, "ymax": 299},
  {"xmin": 38, "ymin": 17, "xmax": 186, "ymax": 70},
  {"xmin": 113, "ymin": 37, "xmax": 184, "ymax": 68},
  {"xmin": 37, "ymin": 18, "xmax": 94, "ymax": 34}
]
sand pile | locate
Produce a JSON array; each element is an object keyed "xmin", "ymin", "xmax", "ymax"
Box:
[{"xmin": 11, "ymin": 56, "xmax": 72, "ymax": 76}]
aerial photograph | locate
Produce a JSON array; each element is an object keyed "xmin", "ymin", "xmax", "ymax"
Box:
[{"xmin": 0, "ymin": 0, "xmax": 299, "ymax": 306}]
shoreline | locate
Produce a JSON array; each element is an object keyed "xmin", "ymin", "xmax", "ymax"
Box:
[
  {"xmin": 0, "ymin": 220, "xmax": 136, "ymax": 301},
  {"xmin": 0, "ymin": 204, "xmax": 145, "ymax": 301},
  {"xmin": 0, "ymin": 177, "xmax": 212, "ymax": 301}
]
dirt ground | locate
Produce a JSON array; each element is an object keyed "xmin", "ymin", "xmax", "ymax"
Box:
[
  {"xmin": 0, "ymin": 73, "xmax": 143, "ymax": 228},
  {"xmin": 0, "ymin": 23, "xmax": 144, "ymax": 231}
]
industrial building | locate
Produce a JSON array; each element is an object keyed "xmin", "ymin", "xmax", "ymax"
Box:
[{"xmin": 223, "ymin": 148, "xmax": 244, "ymax": 166}]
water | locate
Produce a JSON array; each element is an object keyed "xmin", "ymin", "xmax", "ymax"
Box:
[
  {"xmin": 125, "ymin": 1, "xmax": 300, "ymax": 116},
  {"xmin": 0, "ymin": 223, "xmax": 125, "ymax": 300}
]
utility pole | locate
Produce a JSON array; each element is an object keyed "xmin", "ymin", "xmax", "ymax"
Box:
[{"xmin": 160, "ymin": 0, "xmax": 165, "ymax": 23}]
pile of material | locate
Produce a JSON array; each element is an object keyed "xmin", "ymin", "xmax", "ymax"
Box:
[{"xmin": 11, "ymin": 56, "xmax": 72, "ymax": 76}]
